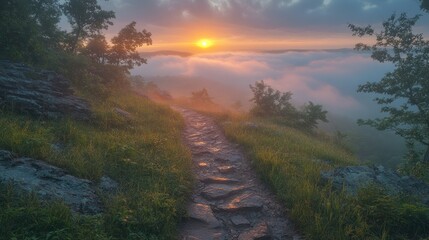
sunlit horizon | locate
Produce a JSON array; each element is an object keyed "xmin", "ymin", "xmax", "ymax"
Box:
[{"xmin": 137, "ymin": 35, "xmax": 367, "ymax": 53}]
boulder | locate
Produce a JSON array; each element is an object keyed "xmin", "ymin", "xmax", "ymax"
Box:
[
  {"xmin": 0, "ymin": 60, "xmax": 91, "ymax": 120},
  {"xmin": 113, "ymin": 107, "xmax": 133, "ymax": 120},
  {"xmin": 0, "ymin": 150, "xmax": 104, "ymax": 214},
  {"xmin": 321, "ymin": 165, "xmax": 429, "ymax": 205},
  {"xmin": 99, "ymin": 176, "xmax": 119, "ymax": 194}
]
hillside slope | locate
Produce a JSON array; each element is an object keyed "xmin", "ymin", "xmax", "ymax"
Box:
[
  {"xmin": 218, "ymin": 116, "xmax": 429, "ymax": 239},
  {"xmin": 0, "ymin": 63, "xmax": 193, "ymax": 239}
]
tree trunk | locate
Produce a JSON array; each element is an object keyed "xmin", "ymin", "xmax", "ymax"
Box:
[{"xmin": 424, "ymin": 145, "xmax": 429, "ymax": 163}]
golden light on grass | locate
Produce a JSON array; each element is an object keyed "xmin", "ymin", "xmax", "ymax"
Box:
[{"xmin": 197, "ymin": 39, "xmax": 213, "ymax": 48}]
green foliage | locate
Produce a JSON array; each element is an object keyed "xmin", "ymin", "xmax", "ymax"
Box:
[
  {"xmin": 108, "ymin": 21, "xmax": 152, "ymax": 70},
  {"xmin": 249, "ymin": 80, "xmax": 295, "ymax": 117},
  {"xmin": 301, "ymin": 101, "xmax": 328, "ymax": 130},
  {"xmin": 1, "ymin": 0, "xmax": 152, "ymax": 92},
  {"xmin": 82, "ymin": 34, "xmax": 110, "ymax": 64},
  {"xmin": 0, "ymin": 92, "xmax": 193, "ymax": 239},
  {"xmin": 350, "ymin": 13, "xmax": 429, "ymax": 164},
  {"xmin": 62, "ymin": 0, "xmax": 115, "ymax": 53},
  {"xmin": 249, "ymin": 80, "xmax": 328, "ymax": 130},
  {"xmin": 0, "ymin": 0, "xmax": 63, "ymax": 62},
  {"xmin": 421, "ymin": 0, "xmax": 429, "ymax": 11},
  {"xmin": 82, "ymin": 22, "xmax": 152, "ymax": 71},
  {"xmin": 0, "ymin": 183, "xmax": 109, "ymax": 240},
  {"xmin": 220, "ymin": 117, "xmax": 429, "ymax": 239},
  {"xmin": 400, "ymin": 142, "xmax": 429, "ymax": 182},
  {"xmin": 351, "ymin": 186, "xmax": 429, "ymax": 239},
  {"xmin": 0, "ymin": 115, "xmax": 53, "ymax": 160}
]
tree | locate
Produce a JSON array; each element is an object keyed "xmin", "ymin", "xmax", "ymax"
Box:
[
  {"xmin": 249, "ymin": 81, "xmax": 328, "ymax": 130},
  {"xmin": 82, "ymin": 34, "xmax": 109, "ymax": 64},
  {"xmin": 108, "ymin": 21, "xmax": 152, "ymax": 70},
  {"xmin": 421, "ymin": 0, "xmax": 429, "ymax": 11},
  {"xmin": 62, "ymin": 0, "xmax": 115, "ymax": 53},
  {"xmin": 249, "ymin": 80, "xmax": 295, "ymax": 117},
  {"xmin": 191, "ymin": 88, "xmax": 213, "ymax": 104},
  {"xmin": 0, "ymin": 0, "xmax": 62, "ymax": 62},
  {"xmin": 300, "ymin": 101, "xmax": 328, "ymax": 129},
  {"xmin": 349, "ymin": 13, "xmax": 429, "ymax": 163}
]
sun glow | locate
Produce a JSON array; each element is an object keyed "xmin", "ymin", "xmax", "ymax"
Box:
[{"xmin": 197, "ymin": 39, "xmax": 213, "ymax": 48}]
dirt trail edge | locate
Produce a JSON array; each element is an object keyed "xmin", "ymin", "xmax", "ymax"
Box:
[{"xmin": 175, "ymin": 107, "xmax": 301, "ymax": 240}]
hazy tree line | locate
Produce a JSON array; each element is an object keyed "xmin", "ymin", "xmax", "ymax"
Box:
[
  {"xmin": 249, "ymin": 81, "xmax": 327, "ymax": 131},
  {"xmin": 0, "ymin": 0, "xmax": 151, "ymax": 95}
]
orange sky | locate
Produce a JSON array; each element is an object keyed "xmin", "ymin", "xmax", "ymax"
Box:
[
  {"xmin": 99, "ymin": 0, "xmax": 427, "ymax": 53},
  {"xmin": 136, "ymin": 23, "xmax": 363, "ymax": 53},
  {"xmin": 140, "ymin": 35, "xmax": 360, "ymax": 53}
]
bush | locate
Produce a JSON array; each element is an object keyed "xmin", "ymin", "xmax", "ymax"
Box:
[
  {"xmin": 249, "ymin": 80, "xmax": 328, "ymax": 130},
  {"xmin": 351, "ymin": 186, "xmax": 429, "ymax": 239}
]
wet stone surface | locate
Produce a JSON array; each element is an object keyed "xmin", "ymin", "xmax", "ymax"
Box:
[{"xmin": 175, "ymin": 108, "xmax": 301, "ymax": 240}]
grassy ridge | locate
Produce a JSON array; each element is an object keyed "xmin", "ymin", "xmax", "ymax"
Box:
[
  {"xmin": 219, "ymin": 117, "xmax": 429, "ymax": 240},
  {"xmin": 0, "ymin": 92, "xmax": 193, "ymax": 239}
]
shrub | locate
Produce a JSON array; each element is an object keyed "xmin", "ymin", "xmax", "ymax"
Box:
[{"xmin": 249, "ymin": 80, "xmax": 328, "ymax": 130}]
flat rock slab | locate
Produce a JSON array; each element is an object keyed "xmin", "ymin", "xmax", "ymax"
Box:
[
  {"xmin": 215, "ymin": 157, "xmax": 229, "ymax": 163},
  {"xmin": 198, "ymin": 162, "xmax": 209, "ymax": 168},
  {"xmin": 231, "ymin": 215, "xmax": 251, "ymax": 227},
  {"xmin": 0, "ymin": 61, "xmax": 91, "ymax": 120},
  {"xmin": 202, "ymin": 184, "xmax": 246, "ymax": 200},
  {"xmin": 238, "ymin": 222, "xmax": 271, "ymax": 240},
  {"xmin": 181, "ymin": 222, "xmax": 225, "ymax": 240},
  {"xmin": 218, "ymin": 166, "xmax": 235, "ymax": 174},
  {"xmin": 200, "ymin": 176, "xmax": 240, "ymax": 184},
  {"xmin": 321, "ymin": 165, "xmax": 429, "ymax": 206},
  {"xmin": 0, "ymin": 150, "xmax": 104, "ymax": 214},
  {"xmin": 187, "ymin": 203, "xmax": 220, "ymax": 228},
  {"xmin": 217, "ymin": 193, "xmax": 264, "ymax": 212}
]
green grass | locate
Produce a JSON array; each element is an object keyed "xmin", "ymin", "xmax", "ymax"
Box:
[
  {"xmin": 218, "ymin": 116, "xmax": 429, "ymax": 240},
  {"xmin": 0, "ymin": 91, "xmax": 193, "ymax": 239}
]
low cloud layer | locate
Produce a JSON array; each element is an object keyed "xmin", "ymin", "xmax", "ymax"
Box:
[{"xmin": 132, "ymin": 50, "xmax": 393, "ymax": 119}]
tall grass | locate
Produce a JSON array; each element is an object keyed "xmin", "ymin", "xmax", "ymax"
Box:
[
  {"xmin": 0, "ymin": 91, "xmax": 193, "ymax": 239},
  {"xmin": 220, "ymin": 117, "xmax": 429, "ymax": 239}
]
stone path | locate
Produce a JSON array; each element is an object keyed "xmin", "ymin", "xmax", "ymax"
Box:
[{"xmin": 175, "ymin": 108, "xmax": 301, "ymax": 240}]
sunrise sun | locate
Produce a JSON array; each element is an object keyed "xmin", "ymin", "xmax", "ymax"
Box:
[{"xmin": 197, "ymin": 39, "xmax": 213, "ymax": 48}]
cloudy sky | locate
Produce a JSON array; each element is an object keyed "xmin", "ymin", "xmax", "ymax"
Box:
[
  {"xmin": 100, "ymin": 0, "xmax": 428, "ymax": 51},
  {"xmin": 96, "ymin": 0, "xmax": 428, "ymax": 123}
]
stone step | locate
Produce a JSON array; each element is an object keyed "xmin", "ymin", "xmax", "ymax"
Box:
[
  {"xmin": 231, "ymin": 215, "xmax": 251, "ymax": 227},
  {"xmin": 187, "ymin": 203, "xmax": 221, "ymax": 228},
  {"xmin": 218, "ymin": 166, "xmax": 235, "ymax": 174},
  {"xmin": 181, "ymin": 224, "xmax": 225, "ymax": 240},
  {"xmin": 238, "ymin": 222, "xmax": 271, "ymax": 240},
  {"xmin": 201, "ymin": 184, "xmax": 246, "ymax": 200},
  {"xmin": 200, "ymin": 176, "xmax": 240, "ymax": 184},
  {"xmin": 198, "ymin": 162, "xmax": 209, "ymax": 168},
  {"xmin": 214, "ymin": 157, "xmax": 229, "ymax": 163},
  {"xmin": 216, "ymin": 193, "xmax": 264, "ymax": 212}
]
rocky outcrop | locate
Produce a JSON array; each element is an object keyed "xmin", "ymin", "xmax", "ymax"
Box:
[
  {"xmin": 321, "ymin": 165, "xmax": 429, "ymax": 206},
  {"xmin": 0, "ymin": 61, "xmax": 91, "ymax": 120},
  {"xmin": 0, "ymin": 150, "xmax": 118, "ymax": 214}
]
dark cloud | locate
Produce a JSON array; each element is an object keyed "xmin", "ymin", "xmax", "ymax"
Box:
[{"xmin": 101, "ymin": 0, "xmax": 427, "ymax": 33}]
